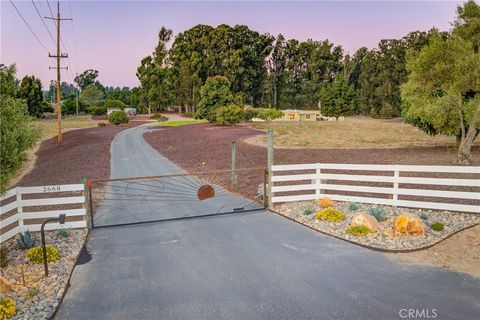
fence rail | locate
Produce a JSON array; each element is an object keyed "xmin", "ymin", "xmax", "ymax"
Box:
[
  {"xmin": 0, "ymin": 184, "xmax": 87, "ymax": 244},
  {"xmin": 270, "ymin": 163, "xmax": 480, "ymax": 213}
]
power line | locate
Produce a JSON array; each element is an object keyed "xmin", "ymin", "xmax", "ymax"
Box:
[
  {"xmin": 46, "ymin": 0, "xmax": 54, "ymax": 18},
  {"xmin": 31, "ymin": 0, "xmax": 56, "ymax": 47},
  {"xmin": 9, "ymin": 0, "xmax": 50, "ymax": 53}
]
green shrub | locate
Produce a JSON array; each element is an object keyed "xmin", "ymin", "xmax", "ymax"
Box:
[
  {"xmin": 149, "ymin": 113, "xmax": 167, "ymax": 120},
  {"xmin": 215, "ymin": 104, "xmax": 244, "ymax": 125},
  {"xmin": 303, "ymin": 209, "xmax": 314, "ymax": 216},
  {"xmin": 97, "ymin": 122, "xmax": 106, "ymax": 127},
  {"xmin": 0, "ymin": 296, "xmax": 16, "ymax": 319},
  {"xmin": 368, "ymin": 207, "xmax": 386, "ymax": 222},
  {"xmin": 430, "ymin": 221, "xmax": 444, "ymax": 232},
  {"xmin": 103, "ymin": 99, "xmax": 127, "ymax": 110},
  {"xmin": 182, "ymin": 112, "xmax": 194, "ymax": 118},
  {"xmin": 26, "ymin": 245, "xmax": 60, "ymax": 264},
  {"xmin": 243, "ymin": 108, "xmax": 258, "ymax": 121},
  {"xmin": 87, "ymin": 104, "xmax": 107, "ymax": 115},
  {"xmin": 257, "ymin": 108, "xmax": 284, "ymax": 121},
  {"xmin": 56, "ymin": 229, "xmax": 70, "ymax": 238},
  {"xmin": 27, "ymin": 288, "xmax": 38, "ymax": 299},
  {"xmin": 0, "ymin": 97, "xmax": 41, "ymax": 193},
  {"xmin": 348, "ymin": 202, "xmax": 359, "ymax": 211},
  {"xmin": 0, "ymin": 246, "xmax": 8, "ymax": 268},
  {"xmin": 346, "ymin": 225, "xmax": 371, "ymax": 236},
  {"xmin": 419, "ymin": 212, "xmax": 428, "ymax": 220},
  {"xmin": 108, "ymin": 110, "xmax": 129, "ymax": 125},
  {"xmin": 16, "ymin": 230, "xmax": 37, "ymax": 250},
  {"xmin": 316, "ymin": 208, "xmax": 346, "ymax": 222}
]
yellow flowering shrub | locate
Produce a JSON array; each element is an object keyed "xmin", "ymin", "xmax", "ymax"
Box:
[
  {"xmin": 316, "ymin": 208, "xmax": 346, "ymax": 222},
  {"xmin": 0, "ymin": 297, "xmax": 16, "ymax": 320},
  {"xmin": 26, "ymin": 245, "xmax": 60, "ymax": 264},
  {"xmin": 318, "ymin": 197, "xmax": 334, "ymax": 208}
]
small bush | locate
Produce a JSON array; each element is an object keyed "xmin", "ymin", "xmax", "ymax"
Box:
[
  {"xmin": 316, "ymin": 208, "xmax": 346, "ymax": 222},
  {"xmin": 0, "ymin": 246, "xmax": 8, "ymax": 268},
  {"xmin": 303, "ymin": 209, "xmax": 314, "ymax": 216},
  {"xmin": 26, "ymin": 245, "xmax": 60, "ymax": 264},
  {"xmin": 182, "ymin": 112, "xmax": 194, "ymax": 118},
  {"xmin": 97, "ymin": 122, "xmax": 106, "ymax": 127},
  {"xmin": 348, "ymin": 202, "xmax": 359, "ymax": 211},
  {"xmin": 243, "ymin": 108, "xmax": 258, "ymax": 121},
  {"xmin": 0, "ymin": 297, "xmax": 16, "ymax": 319},
  {"xmin": 108, "ymin": 110, "xmax": 129, "ymax": 125},
  {"xmin": 419, "ymin": 212, "xmax": 428, "ymax": 220},
  {"xmin": 257, "ymin": 108, "xmax": 283, "ymax": 121},
  {"xmin": 368, "ymin": 207, "xmax": 386, "ymax": 222},
  {"xmin": 16, "ymin": 230, "xmax": 37, "ymax": 250},
  {"xmin": 56, "ymin": 229, "xmax": 70, "ymax": 238},
  {"xmin": 346, "ymin": 225, "xmax": 371, "ymax": 236},
  {"xmin": 150, "ymin": 113, "xmax": 167, "ymax": 120},
  {"xmin": 27, "ymin": 288, "xmax": 38, "ymax": 299},
  {"xmin": 215, "ymin": 104, "xmax": 244, "ymax": 125},
  {"xmin": 318, "ymin": 197, "xmax": 334, "ymax": 209},
  {"xmin": 430, "ymin": 221, "xmax": 444, "ymax": 232}
]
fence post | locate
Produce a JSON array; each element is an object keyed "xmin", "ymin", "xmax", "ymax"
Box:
[
  {"xmin": 392, "ymin": 167, "xmax": 399, "ymax": 210},
  {"xmin": 231, "ymin": 141, "xmax": 237, "ymax": 188},
  {"xmin": 315, "ymin": 164, "xmax": 321, "ymax": 199},
  {"xmin": 82, "ymin": 177, "xmax": 92, "ymax": 229},
  {"xmin": 267, "ymin": 129, "xmax": 274, "ymax": 208},
  {"xmin": 16, "ymin": 187, "xmax": 25, "ymax": 232}
]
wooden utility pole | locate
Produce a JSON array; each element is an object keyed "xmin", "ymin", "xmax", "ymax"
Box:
[{"xmin": 46, "ymin": 2, "xmax": 72, "ymax": 144}]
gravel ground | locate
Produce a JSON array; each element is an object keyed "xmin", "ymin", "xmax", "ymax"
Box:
[
  {"xmin": 274, "ymin": 200, "xmax": 480, "ymax": 251},
  {"xmin": 14, "ymin": 121, "xmax": 147, "ymax": 187},
  {"xmin": 0, "ymin": 229, "xmax": 87, "ymax": 320}
]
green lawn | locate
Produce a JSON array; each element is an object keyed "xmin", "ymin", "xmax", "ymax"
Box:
[{"xmin": 150, "ymin": 120, "xmax": 208, "ymax": 127}]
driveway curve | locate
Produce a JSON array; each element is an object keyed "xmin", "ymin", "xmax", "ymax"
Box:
[{"xmin": 56, "ymin": 124, "xmax": 480, "ymax": 320}]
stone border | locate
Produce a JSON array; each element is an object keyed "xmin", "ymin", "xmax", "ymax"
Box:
[
  {"xmin": 47, "ymin": 229, "xmax": 90, "ymax": 320},
  {"xmin": 268, "ymin": 208, "xmax": 479, "ymax": 253}
]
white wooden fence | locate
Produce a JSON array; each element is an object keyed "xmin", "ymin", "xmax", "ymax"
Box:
[
  {"xmin": 271, "ymin": 163, "xmax": 480, "ymax": 213},
  {"xmin": 0, "ymin": 184, "xmax": 87, "ymax": 244}
]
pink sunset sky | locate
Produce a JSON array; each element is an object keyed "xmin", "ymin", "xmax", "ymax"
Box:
[{"xmin": 2, "ymin": 1, "xmax": 462, "ymax": 88}]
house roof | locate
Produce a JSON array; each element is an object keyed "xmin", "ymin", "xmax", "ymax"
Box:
[{"xmin": 282, "ymin": 109, "xmax": 321, "ymax": 114}]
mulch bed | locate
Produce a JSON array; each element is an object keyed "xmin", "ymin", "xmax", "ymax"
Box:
[
  {"xmin": 15, "ymin": 121, "xmax": 147, "ymax": 187},
  {"xmin": 143, "ymin": 123, "xmax": 480, "ymax": 201}
]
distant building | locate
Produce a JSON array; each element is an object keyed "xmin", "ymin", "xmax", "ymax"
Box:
[
  {"xmin": 107, "ymin": 108, "xmax": 121, "ymax": 115},
  {"xmin": 281, "ymin": 109, "xmax": 322, "ymax": 121},
  {"xmin": 107, "ymin": 108, "xmax": 137, "ymax": 116}
]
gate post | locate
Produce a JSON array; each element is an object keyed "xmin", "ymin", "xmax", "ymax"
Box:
[
  {"xmin": 267, "ymin": 129, "xmax": 274, "ymax": 208},
  {"xmin": 82, "ymin": 177, "xmax": 93, "ymax": 229},
  {"xmin": 16, "ymin": 187, "xmax": 25, "ymax": 232},
  {"xmin": 231, "ymin": 141, "xmax": 237, "ymax": 188}
]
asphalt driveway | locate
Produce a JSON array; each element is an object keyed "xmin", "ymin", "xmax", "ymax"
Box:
[{"xmin": 55, "ymin": 125, "xmax": 480, "ymax": 320}]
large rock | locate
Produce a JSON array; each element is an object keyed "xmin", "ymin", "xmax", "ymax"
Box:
[
  {"xmin": 0, "ymin": 275, "xmax": 12, "ymax": 293},
  {"xmin": 351, "ymin": 213, "xmax": 380, "ymax": 232},
  {"xmin": 407, "ymin": 217, "xmax": 425, "ymax": 236},
  {"xmin": 394, "ymin": 215, "xmax": 425, "ymax": 236}
]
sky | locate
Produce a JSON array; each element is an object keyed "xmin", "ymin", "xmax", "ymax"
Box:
[{"xmin": 1, "ymin": 1, "xmax": 462, "ymax": 88}]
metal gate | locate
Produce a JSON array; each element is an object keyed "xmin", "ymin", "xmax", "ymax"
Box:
[{"xmin": 87, "ymin": 168, "xmax": 267, "ymax": 228}]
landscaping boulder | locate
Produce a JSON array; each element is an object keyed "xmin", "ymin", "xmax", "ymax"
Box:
[
  {"xmin": 394, "ymin": 215, "xmax": 425, "ymax": 236},
  {"xmin": 0, "ymin": 275, "xmax": 12, "ymax": 293},
  {"xmin": 407, "ymin": 217, "xmax": 425, "ymax": 236},
  {"xmin": 351, "ymin": 213, "xmax": 380, "ymax": 232}
]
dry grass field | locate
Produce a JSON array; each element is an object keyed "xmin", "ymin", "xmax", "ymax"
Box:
[
  {"xmin": 35, "ymin": 115, "xmax": 99, "ymax": 139},
  {"xmin": 248, "ymin": 117, "xmax": 466, "ymax": 149}
]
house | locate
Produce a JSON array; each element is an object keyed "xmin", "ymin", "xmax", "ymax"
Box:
[
  {"xmin": 107, "ymin": 107, "xmax": 137, "ymax": 116},
  {"xmin": 281, "ymin": 109, "xmax": 322, "ymax": 121}
]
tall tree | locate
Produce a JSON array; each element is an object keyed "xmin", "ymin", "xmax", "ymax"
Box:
[
  {"xmin": 17, "ymin": 75, "xmax": 45, "ymax": 117},
  {"xmin": 319, "ymin": 74, "xmax": 358, "ymax": 117},
  {"xmin": 80, "ymin": 83, "xmax": 105, "ymax": 105},
  {"xmin": 74, "ymin": 69, "xmax": 100, "ymax": 90},
  {"xmin": 454, "ymin": 0, "xmax": 480, "ymax": 52},
  {"xmin": 401, "ymin": 34, "xmax": 480, "ymax": 164},
  {"xmin": 0, "ymin": 64, "xmax": 19, "ymax": 98},
  {"xmin": 195, "ymin": 76, "xmax": 241, "ymax": 122}
]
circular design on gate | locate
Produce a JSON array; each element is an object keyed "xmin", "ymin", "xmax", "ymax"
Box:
[{"xmin": 197, "ymin": 184, "xmax": 215, "ymax": 201}]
